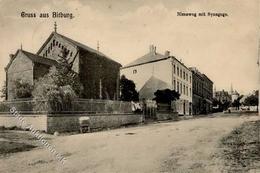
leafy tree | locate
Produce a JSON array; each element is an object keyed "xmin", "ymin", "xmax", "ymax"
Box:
[
  {"xmin": 153, "ymin": 89, "xmax": 180, "ymax": 104},
  {"xmin": 232, "ymin": 95, "xmax": 243, "ymax": 110},
  {"xmin": 53, "ymin": 48, "xmax": 82, "ymax": 96},
  {"xmin": 212, "ymin": 97, "xmax": 231, "ymax": 111},
  {"xmin": 222, "ymin": 100, "xmax": 231, "ymax": 111},
  {"xmin": 119, "ymin": 75, "xmax": 139, "ymax": 101},
  {"xmin": 32, "ymin": 48, "xmax": 82, "ymax": 112},
  {"xmin": 14, "ymin": 79, "xmax": 33, "ymax": 99},
  {"xmin": 212, "ymin": 98, "xmax": 220, "ymax": 107},
  {"xmin": 243, "ymin": 90, "xmax": 259, "ymax": 111}
]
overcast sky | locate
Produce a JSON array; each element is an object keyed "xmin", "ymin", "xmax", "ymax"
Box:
[{"xmin": 0, "ymin": 0, "xmax": 259, "ymax": 95}]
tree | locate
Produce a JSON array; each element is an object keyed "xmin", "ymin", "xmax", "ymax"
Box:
[
  {"xmin": 232, "ymin": 95, "xmax": 243, "ymax": 110},
  {"xmin": 32, "ymin": 48, "xmax": 82, "ymax": 112},
  {"xmin": 222, "ymin": 100, "xmax": 231, "ymax": 111},
  {"xmin": 153, "ymin": 89, "xmax": 180, "ymax": 104},
  {"xmin": 51, "ymin": 48, "xmax": 82, "ymax": 96},
  {"xmin": 243, "ymin": 90, "xmax": 259, "ymax": 111},
  {"xmin": 13, "ymin": 79, "xmax": 33, "ymax": 99},
  {"xmin": 119, "ymin": 75, "xmax": 139, "ymax": 101}
]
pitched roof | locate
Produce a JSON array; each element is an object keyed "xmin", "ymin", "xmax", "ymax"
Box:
[
  {"xmin": 22, "ymin": 50, "xmax": 57, "ymax": 66},
  {"xmin": 123, "ymin": 52, "xmax": 168, "ymax": 68},
  {"xmin": 5, "ymin": 49, "xmax": 57, "ymax": 71},
  {"xmin": 139, "ymin": 76, "xmax": 171, "ymax": 99},
  {"xmin": 189, "ymin": 67, "xmax": 213, "ymax": 83},
  {"xmin": 37, "ymin": 32, "xmax": 121, "ymax": 66}
]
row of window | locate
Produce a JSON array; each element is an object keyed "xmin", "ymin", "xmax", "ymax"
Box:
[
  {"xmin": 173, "ymin": 79, "xmax": 191, "ymax": 96},
  {"xmin": 43, "ymin": 39, "xmax": 74, "ymax": 58},
  {"xmin": 173, "ymin": 64, "xmax": 191, "ymax": 83},
  {"xmin": 193, "ymin": 81, "xmax": 203, "ymax": 95}
]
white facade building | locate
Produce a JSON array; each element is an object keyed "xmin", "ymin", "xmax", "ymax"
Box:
[{"xmin": 120, "ymin": 45, "xmax": 192, "ymax": 115}]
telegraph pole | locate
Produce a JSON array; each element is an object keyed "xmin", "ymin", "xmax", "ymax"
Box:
[{"xmin": 257, "ymin": 37, "xmax": 260, "ymax": 115}]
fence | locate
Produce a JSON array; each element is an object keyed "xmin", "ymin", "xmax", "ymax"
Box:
[{"xmin": 0, "ymin": 99, "xmax": 132, "ymax": 114}]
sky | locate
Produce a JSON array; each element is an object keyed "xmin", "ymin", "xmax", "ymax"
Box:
[{"xmin": 0, "ymin": 0, "xmax": 259, "ymax": 95}]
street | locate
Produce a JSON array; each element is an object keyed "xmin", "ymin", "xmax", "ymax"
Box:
[{"xmin": 0, "ymin": 113, "xmax": 259, "ymax": 173}]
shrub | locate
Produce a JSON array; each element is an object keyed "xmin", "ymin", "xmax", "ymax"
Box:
[
  {"xmin": 120, "ymin": 75, "xmax": 139, "ymax": 101},
  {"xmin": 13, "ymin": 79, "xmax": 33, "ymax": 99},
  {"xmin": 153, "ymin": 89, "xmax": 180, "ymax": 104}
]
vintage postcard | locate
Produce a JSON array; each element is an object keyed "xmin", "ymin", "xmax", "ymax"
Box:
[{"xmin": 0, "ymin": 0, "xmax": 259, "ymax": 172}]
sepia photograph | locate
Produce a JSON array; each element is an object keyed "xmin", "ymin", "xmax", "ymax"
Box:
[{"xmin": 0, "ymin": 0, "xmax": 259, "ymax": 172}]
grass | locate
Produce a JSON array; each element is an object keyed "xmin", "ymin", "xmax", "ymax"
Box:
[
  {"xmin": 220, "ymin": 120, "xmax": 260, "ymax": 172},
  {"xmin": 0, "ymin": 141, "xmax": 36, "ymax": 155},
  {"xmin": 0, "ymin": 130, "xmax": 44, "ymax": 156}
]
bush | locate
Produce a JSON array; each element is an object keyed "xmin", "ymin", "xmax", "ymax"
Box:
[
  {"xmin": 153, "ymin": 89, "xmax": 180, "ymax": 104},
  {"xmin": 120, "ymin": 75, "xmax": 139, "ymax": 101},
  {"xmin": 14, "ymin": 79, "xmax": 33, "ymax": 99},
  {"xmin": 33, "ymin": 67, "xmax": 80, "ymax": 112}
]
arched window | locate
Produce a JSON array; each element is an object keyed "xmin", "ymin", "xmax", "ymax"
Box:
[
  {"xmin": 70, "ymin": 52, "xmax": 73, "ymax": 57},
  {"xmin": 56, "ymin": 41, "xmax": 58, "ymax": 46},
  {"xmin": 59, "ymin": 43, "xmax": 61, "ymax": 48}
]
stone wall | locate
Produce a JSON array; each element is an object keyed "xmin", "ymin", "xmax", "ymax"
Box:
[
  {"xmin": 0, "ymin": 112, "xmax": 143, "ymax": 134},
  {"xmin": 0, "ymin": 114, "xmax": 47, "ymax": 131},
  {"xmin": 47, "ymin": 113, "xmax": 144, "ymax": 134},
  {"xmin": 156, "ymin": 112, "xmax": 178, "ymax": 121}
]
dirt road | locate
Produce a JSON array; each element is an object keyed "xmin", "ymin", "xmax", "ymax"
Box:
[{"xmin": 0, "ymin": 113, "xmax": 259, "ymax": 173}]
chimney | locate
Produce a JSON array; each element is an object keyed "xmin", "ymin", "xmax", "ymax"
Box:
[
  {"xmin": 165, "ymin": 50, "xmax": 170, "ymax": 56},
  {"xmin": 149, "ymin": 45, "xmax": 156, "ymax": 55}
]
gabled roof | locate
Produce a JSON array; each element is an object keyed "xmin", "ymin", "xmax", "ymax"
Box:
[
  {"xmin": 122, "ymin": 52, "xmax": 168, "ymax": 69},
  {"xmin": 139, "ymin": 76, "xmax": 171, "ymax": 99},
  {"xmin": 37, "ymin": 32, "xmax": 121, "ymax": 66},
  {"xmin": 5, "ymin": 49, "xmax": 57, "ymax": 71},
  {"xmin": 22, "ymin": 50, "xmax": 57, "ymax": 66}
]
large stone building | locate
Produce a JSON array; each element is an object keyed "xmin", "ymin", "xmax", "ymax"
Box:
[
  {"xmin": 120, "ymin": 45, "xmax": 192, "ymax": 115},
  {"xmin": 5, "ymin": 29, "xmax": 121, "ymax": 100},
  {"xmin": 202, "ymin": 74, "xmax": 214, "ymax": 113},
  {"xmin": 190, "ymin": 67, "xmax": 213, "ymax": 115}
]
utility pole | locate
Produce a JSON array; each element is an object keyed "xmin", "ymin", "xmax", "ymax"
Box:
[{"xmin": 257, "ymin": 37, "xmax": 260, "ymax": 115}]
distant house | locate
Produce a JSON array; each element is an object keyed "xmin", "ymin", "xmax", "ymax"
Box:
[
  {"xmin": 214, "ymin": 90, "xmax": 232, "ymax": 104},
  {"xmin": 120, "ymin": 45, "xmax": 192, "ymax": 115},
  {"xmin": 5, "ymin": 30, "xmax": 121, "ymax": 100}
]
